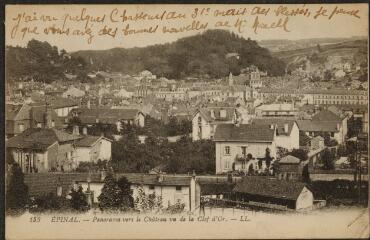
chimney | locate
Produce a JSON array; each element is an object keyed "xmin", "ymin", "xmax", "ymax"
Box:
[
  {"xmin": 98, "ymin": 96, "xmax": 102, "ymax": 106},
  {"xmin": 73, "ymin": 125, "xmax": 80, "ymax": 135},
  {"xmin": 284, "ymin": 123, "xmax": 289, "ymax": 133},
  {"xmin": 270, "ymin": 124, "xmax": 274, "ymax": 130},
  {"xmin": 100, "ymin": 169, "xmax": 107, "ymax": 181},
  {"xmin": 220, "ymin": 109, "xmax": 226, "ymax": 118},
  {"xmin": 87, "ymin": 99, "xmax": 91, "ymax": 109},
  {"xmin": 44, "ymin": 109, "xmax": 53, "ymax": 129},
  {"xmin": 82, "ymin": 127, "xmax": 88, "ymax": 135},
  {"xmin": 336, "ymin": 123, "xmax": 340, "ymax": 131},
  {"xmin": 157, "ymin": 171, "xmax": 164, "ymax": 183},
  {"xmin": 210, "ymin": 110, "xmax": 215, "ymax": 119}
]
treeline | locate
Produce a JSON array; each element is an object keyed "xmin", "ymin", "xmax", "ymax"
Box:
[
  {"xmin": 6, "ymin": 39, "xmax": 88, "ymax": 83},
  {"xmin": 73, "ymin": 29, "xmax": 286, "ymax": 78},
  {"xmin": 111, "ymin": 129, "xmax": 215, "ymax": 174}
]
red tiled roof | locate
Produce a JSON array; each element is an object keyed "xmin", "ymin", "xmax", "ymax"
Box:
[{"xmin": 214, "ymin": 124, "xmax": 275, "ymax": 142}]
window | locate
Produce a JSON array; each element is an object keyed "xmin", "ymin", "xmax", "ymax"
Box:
[
  {"xmin": 224, "ymin": 146, "xmax": 230, "ymax": 155},
  {"xmin": 51, "ymin": 121, "xmax": 55, "ymax": 127},
  {"xmin": 331, "ymin": 132, "xmax": 334, "ymax": 137},
  {"xmin": 176, "ymin": 186, "xmax": 182, "ymax": 191},
  {"xmin": 37, "ymin": 123, "xmax": 42, "ymax": 128},
  {"xmin": 149, "ymin": 185, "xmax": 155, "ymax": 190},
  {"xmin": 19, "ymin": 124, "xmax": 24, "ymax": 132}
]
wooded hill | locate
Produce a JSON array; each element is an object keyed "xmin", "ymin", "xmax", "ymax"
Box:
[{"xmin": 72, "ymin": 29, "xmax": 285, "ymax": 79}]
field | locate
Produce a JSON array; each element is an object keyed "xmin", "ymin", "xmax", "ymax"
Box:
[{"xmin": 6, "ymin": 206, "xmax": 369, "ymax": 239}]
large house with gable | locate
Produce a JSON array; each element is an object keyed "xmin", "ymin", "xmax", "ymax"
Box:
[
  {"xmin": 213, "ymin": 123, "xmax": 277, "ymax": 174},
  {"xmin": 192, "ymin": 107, "xmax": 236, "ymax": 141}
]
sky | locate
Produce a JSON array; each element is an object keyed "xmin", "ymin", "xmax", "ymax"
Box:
[{"xmin": 5, "ymin": 4, "xmax": 369, "ymax": 52}]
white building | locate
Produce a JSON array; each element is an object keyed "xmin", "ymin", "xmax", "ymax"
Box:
[
  {"xmin": 192, "ymin": 107, "xmax": 236, "ymax": 141},
  {"xmin": 251, "ymin": 118, "xmax": 300, "ymax": 151},
  {"xmin": 213, "ymin": 123, "xmax": 277, "ymax": 174},
  {"xmin": 74, "ymin": 136, "xmax": 112, "ymax": 163},
  {"xmin": 78, "ymin": 173, "xmax": 201, "ymax": 212},
  {"xmin": 255, "ymin": 103, "xmax": 298, "ymax": 118}
]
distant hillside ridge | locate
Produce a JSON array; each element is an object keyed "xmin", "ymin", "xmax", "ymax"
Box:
[
  {"xmin": 271, "ymin": 39, "xmax": 368, "ymax": 73},
  {"xmin": 72, "ymin": 29, "xmax": 285, "ymax": 79}
]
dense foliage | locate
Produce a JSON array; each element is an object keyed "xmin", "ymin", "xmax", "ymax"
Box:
[
  {"xmin": 6, "ymin": 39, "xmax": 88, "ymax": 83},
  {"xmin": 111, "ymin": 128, "xmax": 215, "ymax": 174},
  {"xmin": 6, "ymin": 164, "xmax": 29, "ymax": 212},
  {"xmin": 98, "ymin": 174, "xmax": 133, "ymax": 211},
  {"xmin": 288, "ymin": 148, "xmax": 308, "ymax": 161},
  {"xmin": 134, "ymin": 186, "xmax": 163, "ymax": 213},
  {"xmin": 69, "ymin": 185, "xmax": 90, "ymax": 211},
  {"xmin": 72, "ymin": 30, "xmax": 285, "ymax": 78}
]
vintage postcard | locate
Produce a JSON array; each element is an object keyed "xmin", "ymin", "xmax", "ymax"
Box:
[{"xmin": 4, "ymin": 3, "xmax": 369, "ymax": 239}]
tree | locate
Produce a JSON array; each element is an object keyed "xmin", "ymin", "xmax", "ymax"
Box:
[
  {"xmin": 289, "ymin": 148, "xmax": 308, "ymax": 161},
  {"xmin": 98, "ymin": 173, "xmax": 122, "ymax": 211},
  {"xmin": 117, "ymin": 177, "xmax": 134, "ymax": 209},
  {"xmin": 265, "ymin": 147, "xmax": 272, "ymax": 169},
  {"xmin": 134, "ymin": 186, "xmax": 162, "ymax": 213},
  {"xmin": 69, "ymin": 185, "xmax": 89, "ymax": 211},
  {"xmin": 321, "ymin": 149, "xmax": 335, "ymax": 170},
  {"xmin": 6, "ymin": 164, "xmax": 29, "ymax": 211}
]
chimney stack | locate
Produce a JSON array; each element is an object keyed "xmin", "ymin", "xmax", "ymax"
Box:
[
  {"xmin": 157, "ymin": 171, "xmax": 164, "ymax": 183},
  {"xmin": 73, "ymin": 125, "xmax": 80, "ymax": 135},
  {"xmin": 82, "ymin": 127, "xmax": 88, "ymax": 135},
  {"xmin": 336, "ymin": 123, "xmax": 340, "ymax": 131},
  {"xmin": 284, "ymin": 123, "xmax": 289, "ymax": 133},
  {"xmin": 87, "ymin": 99, "xmax": 91, "ymax": 109}
]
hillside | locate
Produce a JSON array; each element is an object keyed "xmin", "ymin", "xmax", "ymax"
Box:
[
  {"xmin": 72, "ymin": 30, "xmax": 285, "ymax": 79},
  {"xmin": 271, "ymin": 39, "xmax": 368, "ymax": 72},
  {"xmin": 258, "ymin": 36, "xmax": 367, "ymax": 52}
]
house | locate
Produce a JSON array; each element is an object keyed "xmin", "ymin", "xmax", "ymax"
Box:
[
  {"xmin": 299, "ymin": 110, "xmax": 348, "ymax": 144},
  {"xmin": 276, "ymin": 155, "xmax": 305, "ymax": 181},
  {"xmin": 62, "ymin": 86, "xmax": 85, "ymax": 98},
  {"xmin": 251, "ymin": 118, "xmax": 299, "ymax": 151},
  {"xmin": 255, "ymin": 103, "xmax": 298, "ymax": 118},
  {"xmin": 192, "ymin": 107, "xmax": 236, "ymax": 141},
  {"xmin": 233, "ymin": 177, "xmax": 314, "ymax": 210},
  {"xmin": 69, "ymin": 108, "xmax": 145, "ymax": 132},
  {"xmin": 74, "ymin": 136, "xmax": 112, "ymax": 164},
  {"xmin": 78, "ymin": 173, "xmax": 201, "ymax": 212},
  {"xmin": 213, "ymin": 123, "xmax": 277, "ymax": 174},
  {"xmin": 6, "ymin": 128, "xmax": 83, "ymax": 173},
  {"xmin": 6, "ymin": 103, "xmax": 62, "ymax": 138}
]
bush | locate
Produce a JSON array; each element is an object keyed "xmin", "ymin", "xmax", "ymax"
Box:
[
  {"xmin": 164, "ymin": 201, "xmax": 185, "ymax": 214},
  {"xmin": 6, "ymin": 164, "xmax": 29, "ymax": 213},
  {"xmin": 134, "ymin": 186, "xmax": 163, "ymax": 213},
  {"xmin": 69, "ymin": 185, "xmax": 89, "ymax": 211},
  {"xmin": 29, "ymin": 193, "xmax": 71, "ymax": 213}
]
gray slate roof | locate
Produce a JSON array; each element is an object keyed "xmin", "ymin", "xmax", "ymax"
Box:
[
  {"xmin": 214, "ymin": 124, "xmax": 275, "ymax": 142},
  {"xmin": 233, "ymin": 177, "xmax": 307, "ymax": 200}
]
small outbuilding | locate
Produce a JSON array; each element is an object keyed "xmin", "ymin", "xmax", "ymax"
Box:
[{"xmin": 233, "ymin": 177, "xmax": 314, "ymax": 210}]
